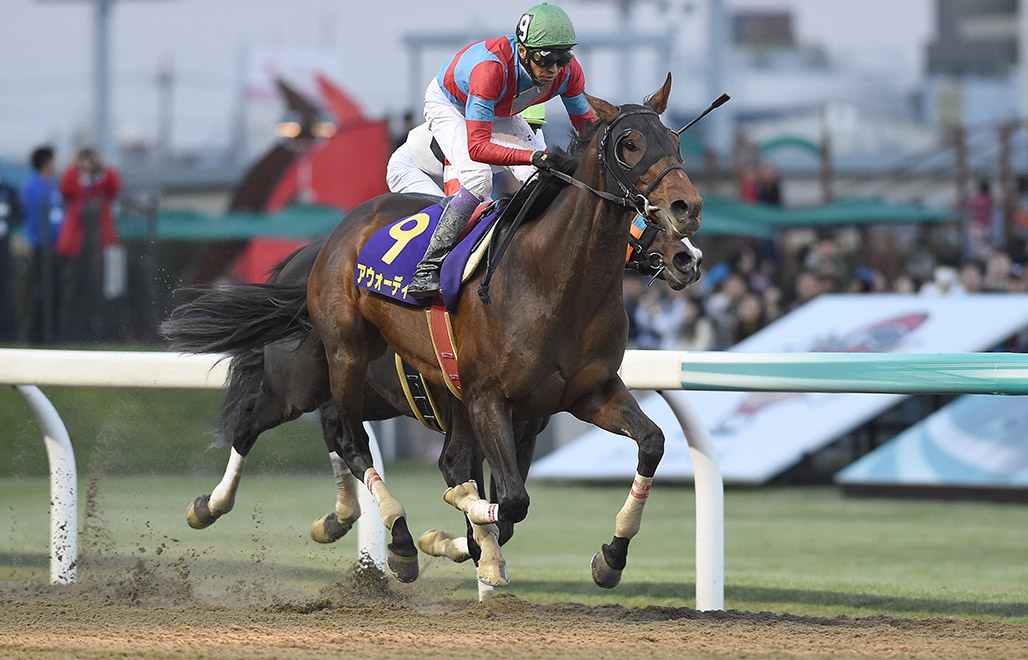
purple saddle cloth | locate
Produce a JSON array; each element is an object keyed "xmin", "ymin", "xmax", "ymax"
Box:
[{"xmin": 353, "ymin": 201, "xmax": 502, "ymax": 312}]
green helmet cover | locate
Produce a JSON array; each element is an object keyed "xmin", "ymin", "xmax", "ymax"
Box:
[
  {"xmin": 520, "ymin": 104, "xmax": 547, "ymax": 126},
  {"xmin": 516, "ymin": 3, "xmax": 577, "ymax": 49}
]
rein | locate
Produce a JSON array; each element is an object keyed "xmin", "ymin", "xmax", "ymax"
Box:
[{"xmin": 476, "ymin": 175, "xmax": 548, "ymax": 305}]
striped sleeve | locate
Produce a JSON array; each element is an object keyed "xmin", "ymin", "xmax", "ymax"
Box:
[
  {"xmin": 560, "ymin": 59, "xmax": 596, "ymax": 131},
  {"xmin": 467, "ymin": 120, "xmax": 534, "ymax": 166}
]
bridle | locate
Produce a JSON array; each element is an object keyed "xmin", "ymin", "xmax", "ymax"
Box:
[
  {"xmin": 476, "ymin": 105, "xmax": 690, "ymax": 304},
  {"xmin": 546, "ymin": 104, "xmax": 688, "ymax": 228},
  {"xmin": 625, "ymin": 222, "xmax": 665, "ymax": 277}
]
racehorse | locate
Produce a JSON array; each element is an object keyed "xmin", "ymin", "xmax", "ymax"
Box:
[
  {"xmin": 305, "ymin": 74, "xmax": 702, "ymax": 588},
  {"xmin": 161, "ymin": 198, "xmax": 701, "ymax": 581}
]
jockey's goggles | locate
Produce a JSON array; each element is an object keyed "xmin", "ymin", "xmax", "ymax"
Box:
[{"xmin": 527, "ymin": 48, "xmax": 573, "ymax": 68}]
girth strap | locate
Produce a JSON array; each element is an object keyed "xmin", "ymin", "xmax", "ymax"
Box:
[{"xmin": 394, "ymin": 354, "xmax": 447, "ymax": 433}]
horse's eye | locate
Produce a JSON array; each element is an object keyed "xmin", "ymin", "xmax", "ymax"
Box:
[{"xmin": 623, "ymin": 140, "xmax": 638, "ymax": 152}]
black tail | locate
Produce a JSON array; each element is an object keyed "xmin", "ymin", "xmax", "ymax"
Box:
[{"xmin": 160, "ymin": 282, "xmax": 313, "ymax": 354}]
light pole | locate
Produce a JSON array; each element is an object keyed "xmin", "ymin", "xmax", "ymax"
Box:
[{"xmin": 39, "ymin": 0, "xmax": 175, "ymax": 162}]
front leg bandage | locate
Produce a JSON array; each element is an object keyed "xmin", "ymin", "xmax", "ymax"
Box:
[{"xmin": 614, "ymin": 473, "xmax": 652, "ymax": 539}]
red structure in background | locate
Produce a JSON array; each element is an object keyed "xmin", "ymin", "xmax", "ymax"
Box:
[
  {"xmin": 190, "ymin": 74, "xmax": 390, "ymax": 284},
  {"xmin": 263, "ymin": 75, "xmax": 391, "ymax": 213}
]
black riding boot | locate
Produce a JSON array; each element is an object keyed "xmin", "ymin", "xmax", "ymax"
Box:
[{"xmin": 406, "ymin": 200, "xmax": 474, "ymax": 298}]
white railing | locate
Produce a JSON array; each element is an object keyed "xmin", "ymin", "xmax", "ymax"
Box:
[
  {"xmin": 8, "ymin": 349, "xmax": 1025, "ymax": 608},
  {"xmin": 0, "ymin": 348, "xmax": 721, "ymax": 607}
]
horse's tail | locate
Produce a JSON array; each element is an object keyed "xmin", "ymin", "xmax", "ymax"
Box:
[{"xmin": 160, "ymin": 282, "xmax": 312, "ymax": 354}]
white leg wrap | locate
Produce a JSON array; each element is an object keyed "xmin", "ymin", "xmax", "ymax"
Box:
[
  {"xmin": 417, "ymin": 529, "xmax": 471, "ymax": 562},
  {"xmin": 443, "ymin": 480, "xmax": 500, "ymax": 524},
  {"xmin": 471, "ymin": 521, "xmax": 508, "ymax": 586},
  {"xmin": 364, "ymin": 468, "xmax": 405, "ymax": 530},
  {"xmin": 209, "ymin": 448, "xmax": 246, "ymax": 515},
  {"xmin": 614, "ymin": 473, "xmax": 652, "ymax": 539},
  {"xmin": 330, "ymin": 452, "xmax": 360, "ymax": 523}
]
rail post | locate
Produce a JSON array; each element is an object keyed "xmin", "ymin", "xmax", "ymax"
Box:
[{"xmin": 14, "ymin": 385, "xmax": 78, "ymax": 585}]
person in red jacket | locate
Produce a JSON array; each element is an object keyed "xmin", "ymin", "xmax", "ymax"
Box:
[{"xmin": 57, "ymin": 147, "xmax": 121, "ymax": 342}]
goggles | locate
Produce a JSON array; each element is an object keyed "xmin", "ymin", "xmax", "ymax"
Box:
[{"xmin": 527, "ymin": 48, "xmax": 573, "ymax": 68}]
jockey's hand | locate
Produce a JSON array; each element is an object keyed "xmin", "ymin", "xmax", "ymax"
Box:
[{"xmin": 531, "ymin": 151, "xmax": 552, "ymax": 172}]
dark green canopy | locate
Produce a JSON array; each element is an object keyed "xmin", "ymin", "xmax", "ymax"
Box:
[
  {"xmin": 697, "ymin": 197, "xmax": 955, "ymax": 237},
  {"xmin": 117, "ymin": 204, "xmax": 344, "ymax": 241}
]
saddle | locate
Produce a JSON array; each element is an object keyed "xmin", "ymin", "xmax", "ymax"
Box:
[{"xmin": 354, "ymin": 199, "xmax": 506, "ymax": 313}]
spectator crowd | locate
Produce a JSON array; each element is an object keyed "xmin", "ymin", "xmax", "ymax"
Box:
[
  {"xmin": 0, "ymin": 145, "xmax": 121, "ymax": 345},
  {"xmin": 625, "ymin": 169, "xmax": 1028, "ymax": 353}
]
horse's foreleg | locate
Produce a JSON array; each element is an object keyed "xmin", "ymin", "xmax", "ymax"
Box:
[
  {"xmin": 418, "ymin": 415, "xmax": 476, "ymax": 563},
  {"xmin": 570, "ymin": 379, "xmax": 665, "ymax": 589},
  {"xmin": 187, "ymin": 447, "xmax": 246, "ymax": 529},
  {"xmin": 463, "ymin": 397, "xmax": 530, "ymax": 524},
  {"xmin": 430, "ymin": 408, "xmax": 509, "ymax": 585},
  {"xmin": 417, "ymin": 529, "xmax": 471, "ymax": 562},
  {"xmin": 441, "ymin": 481, "xmax": 508, "ymax": 586}
]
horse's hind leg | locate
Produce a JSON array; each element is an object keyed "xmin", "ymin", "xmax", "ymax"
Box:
[
  {"xmin": 188, "ymin": 339, "xmax": 330, "ymax": 530},
  {"xmin": 326, "ymin": 333, "xmax": 419, "ymax": 583},
  {"xmin": 187, "ymin": 390, "xmax": 301, "ymax": 529},
  {"xmin": 310, "ymin": 403, "xmax": 361, "ymax": 543},
  {"xmin": 569, "ymin": 379, "xmax": 665, "ymax": 589}
]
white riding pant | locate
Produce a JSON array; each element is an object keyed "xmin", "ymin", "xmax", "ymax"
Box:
[
  {"xmin": 423, "ymin": 79, "xmax": 544, "ymax": 200},
  {"xmin": 386, "ymin": 141, "xmax": 445, "ymax": 196}
]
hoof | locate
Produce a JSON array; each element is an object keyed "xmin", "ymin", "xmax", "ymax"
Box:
[
  {"xmin": 590, "ymin": 550, "xmax": 623, "ymax": 589},
  {"xmin": 310, "ymin": 512, "xmax": 353, "ymax": 544},
  {"xmin": 186, "ymin": 495, "xmax": 219, "ymax": 529},
  {"xmin": 386, "ymin": 547, "xmax": 419, "ymax": 583},
  {"xmin": 477, "ymin": 558, "xmax": 509, "ymax": 587}
]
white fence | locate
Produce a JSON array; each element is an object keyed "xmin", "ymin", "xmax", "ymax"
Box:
[{"xmin": 6, "ymin": 348, "xmax": 1028, "ymax": 609}]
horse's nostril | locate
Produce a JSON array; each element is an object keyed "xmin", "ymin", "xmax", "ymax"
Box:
[
  {"xmin": 670, "ymin": 200, "xmax": 690, "ymax": 220},
  {"xmin": 672, "ymin": 251, "xmax": 694, "ymax": 272}
]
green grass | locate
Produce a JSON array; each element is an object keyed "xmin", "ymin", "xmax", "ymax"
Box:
[
  {"xmin": 0, "ymin": 386, "xmax": 330, "ymax": 477},
  {"xmin": 2, "ymin": 465, "xmax": 1026, "ymax": 621}
]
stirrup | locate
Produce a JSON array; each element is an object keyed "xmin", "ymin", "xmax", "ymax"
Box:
[{"xmin": 407, "ymin": 271, "xmax": 441, "ymax": 298}]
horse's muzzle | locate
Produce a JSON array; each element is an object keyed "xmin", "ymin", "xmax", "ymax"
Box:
[
  {"xmin": 667, "ymin": 197, "xmax": 702, "ymax": 239},
  {"xmin": 665, "ymin": 238, "xmax": 702, "ymax": 290}
]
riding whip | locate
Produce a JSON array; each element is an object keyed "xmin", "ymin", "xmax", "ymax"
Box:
[{"xmin": 676, "ymin": 93, "xmax": 731, "ymax": 135}]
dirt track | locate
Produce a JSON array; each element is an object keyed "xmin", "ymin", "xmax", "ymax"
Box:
[{"xmin": 3, "ymin": 561, "xmax": 1026, "ymax": 660}]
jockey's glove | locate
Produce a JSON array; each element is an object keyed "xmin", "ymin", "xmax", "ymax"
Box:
[{"xmin": 531, "ymin": 151, "xmax": 553, "ymax": 171}]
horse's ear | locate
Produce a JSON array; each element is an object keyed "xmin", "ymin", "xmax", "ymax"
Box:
[
  {"xmin": 646, "ymin": 73, "xmax": 673, "ymax": 114},
  {"xmin": 586, "ymin": 93, "xmax": 619, "ymax": 122}
]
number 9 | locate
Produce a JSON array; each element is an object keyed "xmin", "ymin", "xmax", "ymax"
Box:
[
  {"xmin": 518, "ymin": 15, "xmax": 532, "ymax": 43},
  {"xmin": 382, "ymin": 212, "xmax": 431, "ymax": 264}
]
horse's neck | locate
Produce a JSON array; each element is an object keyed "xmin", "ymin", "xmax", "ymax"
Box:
[{"xmin": 528, "ymin": 169, "xmax": 633, "ymax": 303}]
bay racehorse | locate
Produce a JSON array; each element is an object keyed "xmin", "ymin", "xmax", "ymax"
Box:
[
  {"xmin": 161, "ymin": 198, "xmax": 701, "ymax": 581},
  {"xmin": 305, "ymin": 74, "xmax": 702, "ymax": 588}
]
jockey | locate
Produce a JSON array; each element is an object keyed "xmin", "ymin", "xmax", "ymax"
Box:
[
  {"xmin": 386, "ymin": 105, "xmax": 547, "ymax": 198},
  {"xmin": 406, "ymin": 2, "xmax": 597, "ymax": 298}
]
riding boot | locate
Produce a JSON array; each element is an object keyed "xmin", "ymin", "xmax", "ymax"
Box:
[{"xmin": 407, "ymin": 188, "xmax": 480, "ymax": 298}]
